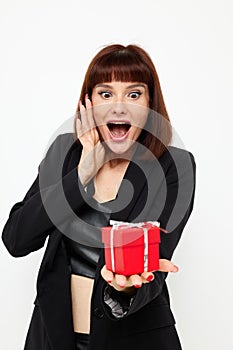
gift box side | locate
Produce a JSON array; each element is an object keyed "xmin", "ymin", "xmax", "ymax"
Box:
[{"xmin": 102, "ymin": 227, "xmax": 113, "ymax": 271}]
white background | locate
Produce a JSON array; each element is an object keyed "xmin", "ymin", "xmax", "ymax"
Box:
[{"xmin": 0, "ymin": 0, "xmax": 232, "ymax": 349}]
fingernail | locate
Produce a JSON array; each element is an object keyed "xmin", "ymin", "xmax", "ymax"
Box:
[
  {"xmin": 119, "ymin": 284, "xmax": 125, "ymax": 288},
  {"xmin": 172, "ymin": 266, "xmax": 179, "ymax": 272},
  {"xmin": 134, "ymin": 284, "xmax": 142, "ymax": 289},
  {"xmin": 107, "ymin": 280, "xmax": 112, "ymax": 284},
  {"xmin": 146, "ymin": 275, "xmax": 154, "ymax": 282},
  {"xmin": 85, "ymin": 93, "xmax": 89, "ymax": 100}
]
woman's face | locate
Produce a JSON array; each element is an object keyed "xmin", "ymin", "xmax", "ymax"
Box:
[{"xmin": 91, "ymin": 81, "xmax": 149, "ymax": 155}]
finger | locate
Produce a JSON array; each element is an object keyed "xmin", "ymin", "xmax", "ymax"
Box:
[
  {"xmin": 114, "ymin": 274, "xmax": 127, "ymax": 288},
  {"xmin": 159, "ymin": 259, "xmax": 179, "ymax": 273},
  {"xmin": 101, "ymin": 265, "xmax": 114, "ymax": 283},
  {"xmin": 75, "ymin": 100, "xmax": 83, "ymax": 122},
  {"xmin": 85, "ymin": 96, "xmax": 95, "ymax": 130},
  {"xmin": 128, "ymin": 274, "xmax": 143, "ymax": 288},
  {"xmin": 76, "ymin": 117, "xmax": 82, "ymax": 134},
  {"xmin": 79, "ymin": 101, "xmax": 90, "ymax": 135},
  {"xmin": 76, "ymin": 117, "xmax": 85, "ymax": 141},
  {"xmin": 141, "ymin": 271, "xmax": 155, "ymax": 283},
  {"xmin": 83, "ymin": 96, "xmax": 93, "ymax": 133}
]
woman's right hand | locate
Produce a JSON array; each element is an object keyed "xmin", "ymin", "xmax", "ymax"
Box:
[
  {"xmin": 76, "ymin": 95, "xmax": 105, "ymax": 186},
  {"xmin": 101, "ymin": 259, "xmax": 179, "ymax": 294}
]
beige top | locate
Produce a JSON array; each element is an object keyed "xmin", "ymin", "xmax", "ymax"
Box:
[{"xmin": 71, "ymin": 274, "xmax": 94, "ymax": 334}]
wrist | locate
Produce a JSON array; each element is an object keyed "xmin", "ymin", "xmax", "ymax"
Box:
[
  {"xmin": 120, "ymin": 286, "xmax": 137, "ymax": 296},
  {"xmin": 110, "ymin": 283, "xmax": 137, "ymax": 296},
  {"xmin": 77, "ymin": 165, "xmax": 91, "ymax": 187},
  {"xmin": 106, "ymin": 284, "xmax": 136, "ymax": 301}
]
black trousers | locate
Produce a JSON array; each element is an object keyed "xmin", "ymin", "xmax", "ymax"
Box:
[
  {"xmin": 74, "ymin": 332, "xmax": 90, "ymax": 350},
  {"xmin": 74, "ymin": 326, "xmax": 181, "ymax": 350},
  {"xmin": 107, "ymin": 325, "xmax": 182, "ymax": 350}
]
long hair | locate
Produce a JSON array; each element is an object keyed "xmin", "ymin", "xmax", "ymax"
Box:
[{"xmin": 73, "ymin": 44, "xmax": 172, "ymax": 159}]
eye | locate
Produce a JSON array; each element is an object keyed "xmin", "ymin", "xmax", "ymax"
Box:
[
  {"xmin": 98, "ymin": 91, "xmax": 112, "ymax": 99},
  {"xmin": 128, "ymin": 91, "xmax": 142, "ymax": 99}
]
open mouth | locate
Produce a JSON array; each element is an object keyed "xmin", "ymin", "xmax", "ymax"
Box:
[{"xmin": 107, "ymin": 122, "xmax": 131, "ymax": 138}]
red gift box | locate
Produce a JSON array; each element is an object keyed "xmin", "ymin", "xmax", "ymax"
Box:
[{"xmin": 102, "ymin": 221, "xmax": 162, "ymax": 276}]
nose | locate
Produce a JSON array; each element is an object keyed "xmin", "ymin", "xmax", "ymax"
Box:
[{"xmin": 111, "ymin": 101, "xmax": 127, "ymax": 115}]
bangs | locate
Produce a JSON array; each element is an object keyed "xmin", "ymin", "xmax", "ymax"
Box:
[{"xmin": 87, "ymin": 50, "xmax": 153, "ymax": 89}]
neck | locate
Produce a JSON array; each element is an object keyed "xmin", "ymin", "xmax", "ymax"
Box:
[
  {"xmin": 109, "ymin": 158, "xmax": 128, "ymax": 168},
  {"xmin": 104, "ymin": 144, "xmax": 137, "ymax": 168}
]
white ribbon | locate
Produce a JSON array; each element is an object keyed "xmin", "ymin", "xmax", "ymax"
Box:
[
  {"xmin": 109, "ymin": 220, "xmax": 160, "ymax": 272},
  {"xmin": 143, "ymin": 227, "xmax": 149, "ymax": 271},
  {"xmin": 109, "ymin": 220, "xmax": 160, "ymax": 228},
  {"xmin": 110, "ymin": 226, "xmax": 116, "ymax": 272}
]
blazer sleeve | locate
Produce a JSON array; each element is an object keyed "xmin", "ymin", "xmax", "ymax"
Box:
[
  {"xmin": 1, "ymin": 134, "xmax": 92, "ymax": 257},
  {"xmin": 100, "ymin": 149, "xmax": 196, "ymax": 320}
]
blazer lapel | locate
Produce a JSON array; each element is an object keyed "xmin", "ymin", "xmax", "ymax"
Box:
[{"xmin": 110, "ymin": 154, "xmax": 166, "ymax": 224}]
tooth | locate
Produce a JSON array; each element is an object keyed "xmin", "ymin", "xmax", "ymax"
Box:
[{"xmin": 109, "ymin": 122, "xmax": 128, "ymax": 124}]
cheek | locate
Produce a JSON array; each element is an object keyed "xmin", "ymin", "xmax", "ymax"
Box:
[
  {"xmin": 96, "ymin": 125, "xmax": 109, "ymax": 143},
  {"xmin": 92, "ymin": 108, "xmax": 107, "ymax": 131},
  {"xmin": 140, "ymin": 112, "xmax": 149, "ymax": 128},
  {"xmin": 92, "ymin": 104, "xmax": 103, "ymax": 123},
  {"xmin": 131, "ymin": 109, "xmax": 149, "ymax": 129},
  {"xmin": 92, "ymin": 104, "xmax": 111, "ymax": 126}
]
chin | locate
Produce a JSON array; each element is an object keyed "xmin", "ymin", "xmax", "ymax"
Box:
[{"xmin": 104, "ymin": 139, "xmax": 136, "ymax": 156}]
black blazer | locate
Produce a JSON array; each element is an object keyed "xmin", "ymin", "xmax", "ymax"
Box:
[{"xmin": 2, "ymin": 133, "xmax": 196, "ymax": 350}]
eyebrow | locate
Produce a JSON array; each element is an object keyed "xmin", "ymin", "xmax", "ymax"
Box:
[{"xmin": 95, "ymin": 83, "xmax": 146, "ymax": 89}]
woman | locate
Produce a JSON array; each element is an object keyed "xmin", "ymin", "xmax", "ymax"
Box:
[{"xmin": 2, "ymin": 44, "xmax": 196, "ymax": 350}]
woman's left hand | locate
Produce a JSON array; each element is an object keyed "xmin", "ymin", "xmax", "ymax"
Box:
[{"xmin": 101, "ymin": 259, "xmax": 179, "ymax": 293}]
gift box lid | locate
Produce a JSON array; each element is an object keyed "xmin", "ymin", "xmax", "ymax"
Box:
[{"xmin": 102, "ymin": 221, "xmax": 161, "ymax": 248}]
